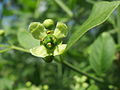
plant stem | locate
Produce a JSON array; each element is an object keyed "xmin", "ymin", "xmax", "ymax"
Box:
[
  {"xmin": 0, "ymin": 44, "xmax": 112, "ymax": 86},
  {"xmin": 0, "ymin": 44, "xmax": 115, "ymax": 88},
  {"xmin": 0, "ymin": 44, "xmax": 29, "ymax": 53},
  {"xmin": 0, "ymin": 44, "xmax": 10, "ymax": 48},
  {"xmin": 11, "ymin": 45, "xmax": 30, "ymax": 53},
  {"xmin": 0, "ymin": 48, "xmax": 11, "ymax": 53},
  {"xmin": 62, "ymin": 60, "xmax": 103, "ymax": 84},
  {"xmin": 54, "ymin": 0, "xmax": 73, "ymax": 17},
  {"xmin": 54, "ymin": 56, "xmax": 104, "ymax": 84}
]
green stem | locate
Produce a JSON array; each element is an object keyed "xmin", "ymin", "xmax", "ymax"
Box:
[
  {"xmin": 57, "ymin": 63, "xmax": 63, "ymax": 78},
  {"xmin": 0, "ymin": 48, "xmax": 11, "ymax": 53},
  {"xmin": 62, "ymin": 60, "xmax": 103, "ymax": 84},
  {"xmin": 0, "ymin": 44, "xmax": 112, "ymax": 86},
  {"xmin": 108, "ymin": 29, "xmax": 118, "ymax": 34},
  {"xmin": 54, "ymin": 56, "xmax": 103, "ymax": 84},
  {"xmin": 0, "ymin": 44, "xmax": 29, "ymax": 53},
  {"xmin": 56, "ymin": 56, "xmax": 119, "ymax": 88},
  {"xmin": 0, "ymin": 44, "xmax": 105, "ymax": 84},
  {"xmin": 0, "ymin": 44, "xmax": 10, "ymax": 48},
  {"xmin": 54, "ymin": 0, "xmax": 73, "ymax": 17},
  {"xmin": 11, "ymin": 45, "xmax": 30, "ymax": 53},
  {"xmin": 86, "ymin": 0, "xmax": 95, "ymax": 4}
]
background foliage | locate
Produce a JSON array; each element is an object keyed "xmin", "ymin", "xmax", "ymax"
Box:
[{"xmin": 0, "ymin": 0, "xmax": 120, "ymax": 90}]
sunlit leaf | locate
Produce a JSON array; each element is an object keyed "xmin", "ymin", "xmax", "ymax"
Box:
[
  {"xmin": 67, "ymin": 1, "xmax": 120, "ymax": 50},
  {"xmin": 17, "ymin": 30, "xmax": 40, "ymax": 49},
  {"xmin": 89, "ymin": 33, "xmax": 116, "ymax": 75}
]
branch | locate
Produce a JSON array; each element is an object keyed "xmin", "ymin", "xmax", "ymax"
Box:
[
  {"xmin": 0, "ymin": 44, "xmax": 30, "ymax": 53},
  {"xmin": 0, "ymin": 44, "xmax": 106, "ymax": 84},
  {"xmin": 11, "ymin": 45, "xmax": 30, "ymax": 53},
  {"xmin": 62, "ymin": 60, "xmax": 103, "ymax": 84}
]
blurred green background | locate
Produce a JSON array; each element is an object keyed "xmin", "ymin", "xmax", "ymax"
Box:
[{"xmin": 0, "ymin": 0, "xmax": 120, "ymax": 90}]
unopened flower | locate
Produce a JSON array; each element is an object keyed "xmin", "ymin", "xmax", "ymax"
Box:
[{"xmin": 28, "ymin": 19, "xmax": 68, "ymax": 62}]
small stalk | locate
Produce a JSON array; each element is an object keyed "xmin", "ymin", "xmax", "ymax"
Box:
[{"xmin": 11, "ymin": 45, "xmax": 30, "ymax": 53}]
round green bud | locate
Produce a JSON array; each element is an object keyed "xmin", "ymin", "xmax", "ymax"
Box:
[
  {"xmin": 42, "ymin": 34, "xmax": 57, "ymax": 49},
  {"xmin": 108, "ymin": 85, "xmax": 114, "ymax": 89},
  {"xmin": 43, "ymin": 19, "xmax": 54, "ymax": 29},
  {"xmin": 43, "ymin": 85, "xmax": 49, "ymax": 90},
  {"xmin": 80, "ymin": 76, "xmax": 87, "ymax": 83},
  {"xmin": 82, "ymin": 83, "xmax": 89, "ymax": 88},
  {"xmin": 26, "ymin": 81, "xmax": 32, "ymax": 87}
]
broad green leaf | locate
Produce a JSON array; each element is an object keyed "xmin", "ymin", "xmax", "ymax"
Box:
[
  {"xmin": 89, "ymin": 33, "xmax": 116, "ymax": 75},
  {"xmin": 67, "ymin": 1, "xmax": 120, "ymax": 50},
  {"xmin": 0, "ymin": 78, "xmax": 14, "ymax": 90},
  {"xmin": 17, "ymin": 30, "xmax": 40, "ymax": 49}
]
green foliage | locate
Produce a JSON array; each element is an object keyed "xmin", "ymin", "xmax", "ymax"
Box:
[
  {"xmin": 89, "ymin": 33, "xmax": 116, "ymax": 75},
  {"xmin": 88, "ymin": 84, "xmax": 99, "ymax": 90},
  {"xmin": 1, "ymin": 0, "xmax": 120, "ymax": 90},
  {"xmin": 17, "ymin": 30, "xmax": 40, "ymax": 49},
  {"xmin": 0, "ymin": 78, "xmax": 14, "ymax": 90},
  {"xmin": 67, "ymin": 1, "xmax": 120, "ymax": 50},
  {"xmin": 54, "ymin": 0, "xmax": 73, "ymax": 17}
]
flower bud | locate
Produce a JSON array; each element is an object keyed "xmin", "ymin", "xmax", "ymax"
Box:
[
  {"xmin": 82, "ymin": 83, "xmax": 89, "ymax": 88},
  {"xmin": 26, "ymin": 81, "xmax": 32, "ymax": 87},
  {"xmin": 43, "ymin": 19, "xmax": 54, "ymax": 29},
  {"xmin": 42, "ymin": 34, "xmax": 57, "ymax": 49}
]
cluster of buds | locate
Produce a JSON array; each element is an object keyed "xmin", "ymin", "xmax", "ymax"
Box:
[{"xmin": 28, "ymin": 19, "xmax": 68, "ymax": 62}]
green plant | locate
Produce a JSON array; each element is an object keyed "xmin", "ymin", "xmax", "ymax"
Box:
[{"xmin": 1, "ymin": 0, "xmax": 120, "ymax": 90}]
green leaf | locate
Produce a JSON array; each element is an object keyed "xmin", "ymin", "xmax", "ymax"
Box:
[
  {"xmin": 67, "ymin": 1, "xmax": 120, "ymax": 50},
  {"xmin": 0, "ymin": 78, "xmax": 14, "ymax": 90},
  {"xmin": 89, "ymin": 33, "xmax": 116, "ymax": 75},
  {"xmin": 17, "ymin": 30, "xmax": 40, "ymax": 49},
  {"xmin": 87, "ymin": 84, "xmax": 100, "ymax": 90}
]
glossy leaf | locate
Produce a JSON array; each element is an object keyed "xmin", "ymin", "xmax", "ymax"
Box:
[
  {"xmin": 89, "ymin": 33, "xmax": 116, "ymax": 75},
  {"xmin": 67, "ymin": 1, "xmax": 120, "ymax": 50}
]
